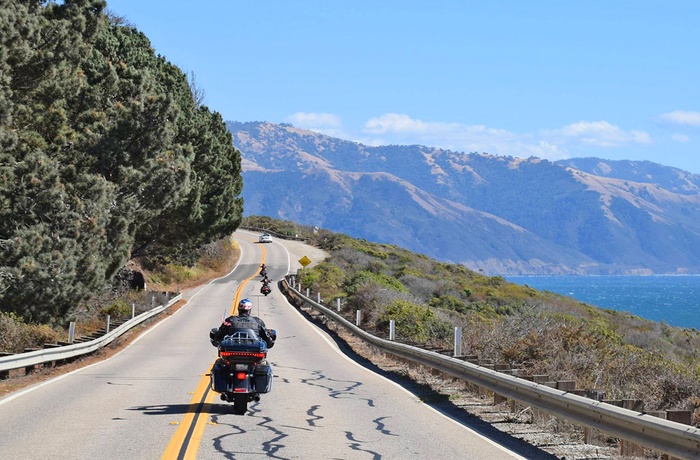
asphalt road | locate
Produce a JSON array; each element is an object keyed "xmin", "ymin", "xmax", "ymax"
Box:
[{"xmin": 0, "ymin": 230, "xmax": 536, "ymax": 459}]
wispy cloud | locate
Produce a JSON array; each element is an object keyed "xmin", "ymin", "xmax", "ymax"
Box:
[
  {"xmin": 363, "ymin": 113, "xmax": 520, "ymax": 155},
  {"xmin": 286, "ymin": 112, "xmax": 347, "ymax": 137},
  {"xmin": 286, "ymin": 112, "xmax": 658, "ymax": 163},
  {"xmin": 657, "ymin": 110, "xmax": 700, "ymax": 127},
  {"xmin": 543, "ymin": 121, "xmax": 651, "ymax": 148},
  {"xmin": 360, "ymin": 114, "xmax": 648, "ymax": 161},
  {"xmin": 671, "ymin": 133, "xmax": 690, "ymax": 142}
]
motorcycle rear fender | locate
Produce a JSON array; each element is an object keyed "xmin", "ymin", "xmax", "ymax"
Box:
[{"xmin": 230, "ymin": 371, "xmax": 254, "ymax": 393}]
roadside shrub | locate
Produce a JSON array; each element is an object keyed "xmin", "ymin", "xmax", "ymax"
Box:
[
  {"xmin": 346, "ymin": 270, "xmax": 407, "ymax": 294},
  {"xmin": 0, "ymin": 311, "xmax": 58, "ymax": 353},
  {"xmin": 377, "ymin": 300, "xmax": 451, "ymax": 344},
  {"xmin": 298, "ymin": 261, "xmax": 345, "ymax": 298},
  {"xmin": 429, "ymin": 294, "xmax": 470, "ymax": 314},
  {"xmin": 100, "ymin": 299, "xmax": 132, "ymax": 320}
]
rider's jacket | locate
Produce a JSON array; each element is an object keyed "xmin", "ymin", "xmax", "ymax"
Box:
[{"xmin": 215, "ymin": 313, "xmax": 274, "ymax": 348}]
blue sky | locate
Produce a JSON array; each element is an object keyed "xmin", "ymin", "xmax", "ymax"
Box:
[{"xmin": 108, "ymin": 1, "xmax": 700, "ymax": 173}]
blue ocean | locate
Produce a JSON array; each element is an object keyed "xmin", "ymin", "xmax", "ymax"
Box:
[{"xmin": 506, "ymin": 275, "xmax": 700, "ymax": 330}]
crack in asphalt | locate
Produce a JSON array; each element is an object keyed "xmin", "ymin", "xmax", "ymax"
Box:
[
  {"xmin": 204, "ymin": 364, "xmax": 401, "ymax": 459},
  {"xmin": 372, "ymin": 416, "xmax": 399, "ymax": 437},
  {"xmin": 306, "ymin": 404, "xmax": 322, "ymax": 427},
  {"xmin": 344, "ymin": 431, "xmax": 383, "ymax": 459}
]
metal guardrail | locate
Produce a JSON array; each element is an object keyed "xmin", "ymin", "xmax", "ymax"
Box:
[
  {"xmin": 0, "ymin": 294, "xmax": 182, "ymax": 373},
  {"xmin": 281, "ymin": 279, "xmax": 700, "ymax": 460}
]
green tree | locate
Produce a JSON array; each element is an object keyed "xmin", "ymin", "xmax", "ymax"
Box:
[{"xmin": 0, "ymin": 0, "xmax": 243, "ymax": 322}]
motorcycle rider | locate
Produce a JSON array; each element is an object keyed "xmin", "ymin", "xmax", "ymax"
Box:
[{"xmin": 212, "ymin": 298, "xmax": 275, "ymax": 349}]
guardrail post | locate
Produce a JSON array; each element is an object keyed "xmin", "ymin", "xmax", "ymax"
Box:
[
  {"xmin": 0, "ymin": 353, "xmax": 11, "ymax": 379},
  {"xmin": 356, "ymin": 310, "xmax": 361, "ymax": 326},
  {"xmin": 68, "ymin": 321, "xmax": 76, "ymax": 344},
  {"xmin": 453, "ymin": 327, "xmax": 462, "ymax": 357},
  {"xmin": 132, "ymin": 303, "xmax": 136, "ymax": 319},
  {"xmin": 389, "ymin": 320, "xmax": 395, "ymax": 340},
  {"xmin": 106, "ymin": 315, "xmax": 111, "ymax": 334}
]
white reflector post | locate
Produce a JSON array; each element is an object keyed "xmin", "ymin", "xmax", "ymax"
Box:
[
  {"xmin": 356, "ymin": 310, "xmax": 361, "ymax": 326},
  {"xmin": 454, "ymin": 326, "xmax": 462, "ymax": 357},
  {"xmin": 106, "ymin": 315, "xmax": 111, "ymax": 333},
  {"xmin": 68, "ymin": 322, "xmax": 75, "ymax": 344},
  {"xmin": 390, "ymin": 320, "xmax": 395, "ymax": 341}
]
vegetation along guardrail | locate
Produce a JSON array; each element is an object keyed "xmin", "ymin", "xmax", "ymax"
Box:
[
  {"xmin": 0, "ymin": 294, "xmax": 182, "ymax": 376},
  {"xmin": 280, "ymin": 277, "xmax": 700, "ymax": 460}
]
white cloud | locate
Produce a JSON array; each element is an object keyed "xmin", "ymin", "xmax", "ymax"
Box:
[
  {"xmin": 516, "ymin": 141, "xmax": 569, "ymax": 161},
  {"xmin": 544, "ymin": 121, "xmax": 651, "ymax": 147},
  {"xmin": 657, "ymin": 110, "xmax": 700, "ymax": 127},
  {"xmin": 365, "ymin": 113, "xmax": 509, "ymax": 138},
  {"xmin": 286, "ymin": 112, "xmax": 347, "ymax": 137},
  {"xmin": 363, "ymin": 113, "xmax": 518, "ymax": 155},
  {"xmin": 671, "ymin": 133, "xmax": 690, "ymax": 142},
  {"xmin": 358, "ymin": 114, "xmax": 652, "ymax": 164},
  {"xmin": 287, "ymin": 112, "xmax": 342, "ymax": 128}
]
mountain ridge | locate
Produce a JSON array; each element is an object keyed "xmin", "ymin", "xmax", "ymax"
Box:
[{"xmin": 228, "ymin": 121, "xmax": 700, "ymax": 275}]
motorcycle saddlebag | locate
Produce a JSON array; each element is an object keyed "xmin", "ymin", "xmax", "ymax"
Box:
[
  {"xmin": 254, "ymin": 363, "xmax": 273, "ymax": 393},
  {"xmin": 210, "ymin": 361, "xmax": 229, "ymax": 393}
]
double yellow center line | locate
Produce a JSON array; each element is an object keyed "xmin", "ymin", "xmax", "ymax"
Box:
[{"xmin": 161, "ymin": 244, "xmax": 267, "ymax": 459}]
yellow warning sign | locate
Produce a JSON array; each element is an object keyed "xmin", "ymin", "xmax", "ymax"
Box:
[{"xmin": 298, "ymin": 256, "xmax": 312, "ymax": 267}]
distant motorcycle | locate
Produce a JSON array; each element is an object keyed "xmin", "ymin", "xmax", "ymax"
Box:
[
  {"xmin": 260, "ymin": 268, "xmax": 268, "ymax": 278},
  {"xmin": 209, "ymin": 329, "xmax": 276, "ymax": 414},
  {"xmin": 260, "ymin": 284, "xmax": 271, "ymax": 296}
]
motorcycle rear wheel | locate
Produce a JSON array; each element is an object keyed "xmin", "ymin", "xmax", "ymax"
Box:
[{"xmin": 233, "ymin": 394, "xmax": 248, "ymax": 415}]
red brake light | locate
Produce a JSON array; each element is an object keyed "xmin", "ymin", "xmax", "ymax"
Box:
[
  {"xmin": 236, "ymin": 372, "xmax": 247, "ymax": 380},
  {"xmin": 219, "ymin": 351, "xmax": 267, "ymax": 359}
]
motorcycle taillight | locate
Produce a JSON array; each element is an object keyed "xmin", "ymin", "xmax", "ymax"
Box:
[
  {"xmin": 219, "ymin": 351, "xmax": 267, "ymax": 359},
  {"xmin": 220, "ymin": 351, "xmax": 267, "ymax": 359}
]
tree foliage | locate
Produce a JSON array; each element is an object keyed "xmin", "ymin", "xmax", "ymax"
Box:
[{"xmin": 0, "ymin": 0, "xmax": 243, "ymax": 322}]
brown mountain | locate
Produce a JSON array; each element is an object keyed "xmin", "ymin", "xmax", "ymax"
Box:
[{"xmin": 229, "ymin": 121, "xmax": 700, "ymax": 275}]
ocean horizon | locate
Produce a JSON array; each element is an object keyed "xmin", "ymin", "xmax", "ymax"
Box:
[{"xmin": 506, "ymin": 275, "xmax": 700, "ymax": 330}]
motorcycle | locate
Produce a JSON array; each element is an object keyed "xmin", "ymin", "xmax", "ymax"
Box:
[
  {"xmin": 260, "ymin": 284, "xmax": 271, "ymax": 296},
  {"xmin": 260, "ymin": 269, "xmax": 268, "ymax": 278},
  {"xmin": 209, "ymin": 328, "xmax": 277, "ymax": 414}
]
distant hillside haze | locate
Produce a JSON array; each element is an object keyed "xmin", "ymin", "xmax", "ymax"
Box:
[{"xmin": 228, "ymin": 121, "xmax": 700, "ymax": 275}]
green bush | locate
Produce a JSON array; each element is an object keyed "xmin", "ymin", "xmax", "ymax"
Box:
[
  {"xmin": 0, "ymin": 311, "xmax": 58, "ymax": 353},
  {"xmin": 101, "ymin": 299, "xmax": 133, "ymax": 320},
  {"xmin": 346, "ymin": 270, "xmax": 407, "ymax": 294},
  {"xmin": 377, "ymin": 300, "xmax": 451, "ymax": 344}
]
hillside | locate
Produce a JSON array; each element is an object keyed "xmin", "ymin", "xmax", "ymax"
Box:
[
  {"xmin": 230, "ymin": 121, "xmax": 700, "ymax": 275},
  {"xmin": 247, "ymin": 216, "xmax": 700, "ymax": 419}
]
